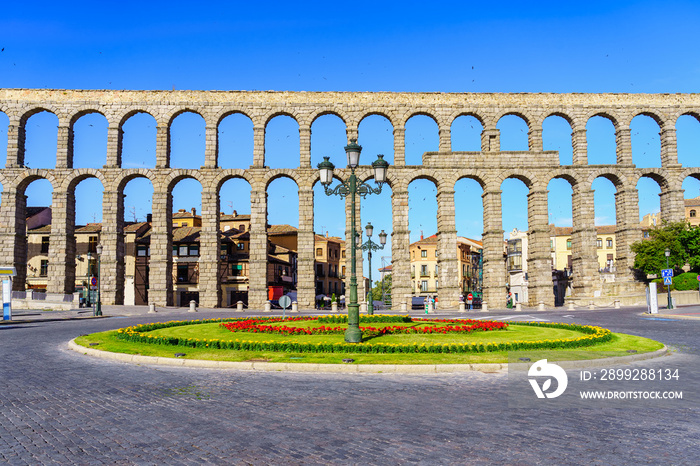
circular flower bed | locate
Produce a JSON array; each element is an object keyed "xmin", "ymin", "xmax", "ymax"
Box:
[
  {"xmin": 114, "ymin": 315, "xmax": 613, "ymax": 355},
  {"xmin": 220, "ymin": 316, "xmax": 508, "ymax": 337}
]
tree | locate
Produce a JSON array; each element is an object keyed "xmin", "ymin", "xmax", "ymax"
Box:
[
  {"xmin": 630, "ymin": 221, "xmax": 700, "ymax": 276},
  {"xmin": 371, "ymin": 273, "xmax": 392, "ymax": 304}
]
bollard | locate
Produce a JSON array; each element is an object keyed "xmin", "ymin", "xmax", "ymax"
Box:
[
  {"xmin": 148, "ymin": 303, "xmax": 156, "ymax": 313},
  {"xmin": 360, "ymin": 302, "xmax": 367, "ymax": 314},
  {"xmin": 236, "ymin": 301, "xmax": 244, "ymax": 312},
  {"xmin": 589, "ymin": 301, "xmax": 595, "ymax": 310},
  {"xmin": 331, "ymin": 301, "xmax": 338, "ymax": 313},
  {"xmin": 538, "ymin": 301, "xmax": 546, "ymax": 311},
  {"xmin": 567, "ymin": 302, "xmax": 576, "ymax": 311},
  {"xmin": 515, "ymin": 302, "xmax": 522, "ymax": 312},
  {"xmin": 400, "ymin": 301, "xmax": 407, "ymax": 313},
  {"xmin": 459, "ymin": 301, "xmax": 466, "ymax": 312},
  {"xmin": 614, "ymin": 299, "xmax": 621, "ymax": 309},
  {"xmin": 481, "ymin": 301, "xmax": 488, "ymax": 311},
  {"xmin": 427, "ymin": 300, "xmax": 434, "ymax": 314},
  {"xmin": 264, "ymin": 301, "xmax": 271, "ymax": 312},
  {"xmin": 189, "ymin": 300, "xmax": 197, "ymax": 313},
  {"xmin": 291, "ymin": 301, "xmax": 298, "ymax": 313}
]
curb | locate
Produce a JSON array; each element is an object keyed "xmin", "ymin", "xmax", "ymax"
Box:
[
  {"xmin": 67, "ymin": 339, "xmax": 669, "ymax": 374},
  {"xmin": 639, "ymin": 312, "xmax": 700, "ymax": 321}
]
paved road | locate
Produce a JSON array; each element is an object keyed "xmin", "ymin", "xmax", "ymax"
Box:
[{"xmin": 1, "ymin": 306, "xmax": 698, "ymax": 464}]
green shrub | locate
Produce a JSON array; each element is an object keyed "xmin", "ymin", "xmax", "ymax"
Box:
[{"xmin": 653, "ymin": 271, "xmax": 699, "ymax": 291}]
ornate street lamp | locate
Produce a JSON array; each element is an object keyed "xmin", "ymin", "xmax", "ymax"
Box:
[
  {"xmin": 357, "ymin": 222, "xmax": 388, "ymax": 315},
  {"xmin": 95, "ymin": 244, "xmax": 103, "ymax": 316},
  {"xmin": 665, "ymin": 248, "xmax": 673, "ymax": 310},
  {"xmin": 318, "ymin": 140, "xmax": 389, "ymax": 342}
]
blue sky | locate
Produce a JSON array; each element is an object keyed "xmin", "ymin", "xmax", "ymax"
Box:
[{"xmin": 2, "ymin": 1, "xmax": 700, "ymax": 275}]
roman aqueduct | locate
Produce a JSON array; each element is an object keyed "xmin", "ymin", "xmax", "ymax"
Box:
[{"xmin": 0, "ymin": 89, "xmax": 698, "ymax": 309}]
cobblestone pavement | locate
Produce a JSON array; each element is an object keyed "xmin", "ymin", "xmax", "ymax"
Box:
[{"xmin": 1, "ymin": 306, "xmax": 698, "ymax": 464}]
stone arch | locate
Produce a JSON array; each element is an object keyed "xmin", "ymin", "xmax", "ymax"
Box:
[
  {"xmin": 118, "ymin": 108, "xmax": 157, "ymax": 128},
  {"xmin": 263, "ymin": 110, "xmax": 300, "ymax": 127},
  {"xmin": 542, "ymin": 110, "xmax": 575, "ymax": 127},
  {"xmin": 584, "ymin": 110, "xmax": 622, "ymax": 130},
  {"xmin": 448, "ymin": 111, "xmax": 486, "ymax": 128},
  {"xmin": 210, "ymin": 170, "xmax": 254, "ymax": 194},
  {"xmin": 358, "ymin": 111, "xmax": 396, "ymax": 128},
  {"xmin": 631, "ymin": 110, "xmax": 667, "ymax": 129},
  {"xmin": 114, "ymin": 169, "xmax": 158, "ymax": 193},
  {"xmin": 16, "ymin": 171, "xmax": 57, "ymax": 194},
  {"xmin": 495, "ymin": 110, "xmax": 534, "ymax": 129},
  {"xmin": 399, "ymin": 109, "xmax": 441, "ymax": 128},
  {"xmin": 165, "ymin": 107, "xmax": 207, "ymax": 126},
  {"xmin": 61, "ymin": 169, "xmax": 108, "ymax": 193},
  {"xmin": 308, "ymin": 109, "xmax": 348, "ymax": 128},
  {"xmin": 631, "ymin": 169, "xmax": 669, "ymax": 191},
  {"xmin": 215, "ymin": 109, "xmax": 255, "ymax": 128},
  {"xmin": 263, "ymin": 169, "xmax": 302, "ymax": 190},
  {"xmin": 164, "ymin": 170, "xmax": 205, "ymax": 194}
]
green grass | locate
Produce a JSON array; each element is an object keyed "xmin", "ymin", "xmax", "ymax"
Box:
[{"xmin": 74, "ymin": 322, "xmax": 665, "ymax": 365}]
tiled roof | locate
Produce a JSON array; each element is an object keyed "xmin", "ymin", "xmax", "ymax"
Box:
[
  {"xmin": 124, "ymin": 222, "xmax": 150, "ymax": 233},
  {"xmin": 221, "ymin": 214, "xmax": 251, "ymax": 221},
  {"xmin": 411, "ymin": 234, "xmax": 438, "ymax": 246},
  {"xmin": 314, "ymin": 234, "xmax": 345, "ymax": 244},
  {"xmin": 28, "ymin": 225, "xmax": 51, "ymax": 233},
  {"xmin": 267, "ymin": 224, "xmax": 298, "ymax": 234},
  {"xmin": 172, "ymin": 227, "xmax": 201, "ymax": 242},
  {"xmin": 685, "ymin": 196, "xmax": 700, "ymax": 207},
  {"xmin": 75, "ymin": 224, "xmax": 102, "ymax": 233},
  {"xmin": 173, "ymin": 210, "xmax": 201, "ymax": 219}
]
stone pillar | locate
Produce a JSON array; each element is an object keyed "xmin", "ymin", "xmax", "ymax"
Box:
[
  {"xmin": 346, "ymin": 126, "xmax": 358, "ymax": 145},
  {"xmin": 345, "ymin": 186, "xmax": 364, "ymax": 302},
  {"xmin": 615, "ymin": 187, "xmax": 641, "ymax": 282},
  {"xmin": 659, "ymin": 127, "xmax": 680, "ymax": 168},
  {"xmin": 393, "ymin": 126, "xmax": 405, "ymax": 166},
  {"xmin": 438, "ymin": 126, "xmax": 451, "ymax": 152},
  {"xmin": 571, "ymin": 185, "xmax": 599, "ymax": 297},
  {"xmin": 203, "ymin": 125, "xmax": 218, "ymax": 168},
  {"xmin": 659, "ymin": 188, "xmax": 686, "ymax": 223},
  {"xmin": 149, "ymin": 190, "xmax": 173, "ymax": 306},
  {"xmin": 100, "ymin": 190, "xmax": 124, "ymax": 305},
  {"xmin": 56, "ymin": 124, "xmax": 72, "ymax": 169},
  {"xmin": 615, "ymin": 127, "xmax": 633, "ymax": 165},
  {"xmin": 528, "ymin": 128, "xmax": 543, "ymax": 152},
  {"xmin": 248, "ymin": 187, "xmax": 268, "ymax": 309},
  {"xmin": 391, "ymin": 185, "xmax": 412, "ymax": 310},
  {"xmin": 299, "ymin": 125, "xmax": 311, "ymax": 168},
  {"xmin": 572, "ymin": 129, "xmax": 587, "ymax": 165},
  {"xmin": 481, "ymin": 188, "xmax": 505, "ymax": 307},
  {"xmin": 436, "ymin": 188, "xmax": 460, "ymax": 308},
  {"xmin": 105, "ymin": 125, "xmax": 122, "ymax": 168},
  {"xmin": 253, "ymin": 126, "xmax": 265, "ymax": 167},
  {"xmin": 481, "ymin": 128, "xmax": 500, "ymax": 152},
  {"xmin": 526, "ymin": 188, "xmax": 554, "ymax": 306},
  {"xmin": 199, "ymin": 189, "xmax": 220, "ymax": 308},
  {"xmin": 47, "ymin": 190, "xmax": 76, "ymax": 294},
  {"xmin": 6, "ymin": 121, "xmax": 25, "ymax": 168},
  {"xmin": 0, "ymin": 190, "xmax": 27, "ymax": 290},
  {"xmin": 297, "ymin": 188, "xmax": 315, "ymax": 309},
  {"xmin": 155, "ymin": 125, "xmax": 170, "ymax": 168}
]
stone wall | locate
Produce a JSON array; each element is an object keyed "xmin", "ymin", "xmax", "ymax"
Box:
[{"xmin": 1, "ymin": 89, "xmax": 699, "ymax": 309}]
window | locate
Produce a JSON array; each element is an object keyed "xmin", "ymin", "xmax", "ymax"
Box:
[
  {"xmin": 596, "ymin": 239, "xmax": 602, "ymax": 249},
  {"xmin": 41, "ymin": 236, "xmax": 49, "ymax": 254},
  {"xmin": 88, "ymin": 236, "xmax": 98, "ymax": 254},
  {"xmin": 232, "ymin": 264, "xmax": 243, "ymax": 276},
  {"xmin": 435, "ymin": 250, "xmax": 438, "ymax": 257},
  {"xmin": 691, "ymin": 210, "xmax": 697, "ymax": 218},
  {"xmin": 40, "ymin": 260, "xmax": 48, "ymax": 277},
  {"xmin": 606, "ymin": 238, "xmax": 613, "ymax": 249},
  {"xmin": 177, "ymin": 264, "xmax": 189, "ymax": 282},
  {"xmin": 181, "ymin": 222, "xmax": 188, "ymax": 227},
  {"xmin": 421, "ymin": 280, "xmax": 428, "ymax": 292},
  {"xmin": 566, "ymin": 239, "xmax": 572, "ymax": 250},
  {"xmin": 239, "ymin": 224, "xmax": 245, "ymax": 231},
  {"xmin": 237, "ymin": 243, "xmax": 245, "ymax": 250},
  {"xmin": 435, "ymin": 280, "xmax": 439, "ymax": 290},
  {"xmin": 177, "ymin": 245, "xmax": 187, "ymax": 256},
  {"xmin": 507, "ymin": 255, "xmax": 522, "ymax": 271},
  {"xmin": 420, "ymin": 265, "xmax": 428, "ymax": 276},
  {"xmin": 550, "ymin": 239, "xmax": 554, "ymax": 251},
  {"xmin": 316, "ymin": 248, "xmax": 322, "ymax": 257},
  {"xmin": 173, "ymin": 245, "xmax": 178, "ymax": 256},
  {"xmin": 435, "ymin": 265, "xmax": 438, "ymax": 276},
  {"xmin": 341, "ymin": 266, "xmax": 345, "ymax": 277},
  {"xmin": 341, "ymin": 250, "xmax": 345, "ymax": 258},
  {"xmin": 421, "ymin": 250, "xmax": 427, "ymax": 258},
  {"xmin": 137, "ymin": 246, "xmax": 148, "ymax": 257},
  {"xmin": 462, "ymin": 264, "xmax": 467, "ymax": 277},
  {"xmin": 189, "ymin": 245, "xmax": 199, "ymax": 256}
]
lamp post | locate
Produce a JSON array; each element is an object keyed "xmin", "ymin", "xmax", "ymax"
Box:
[
  {"xmin": 95, "ymin": 244, "xmax": 103, "ymax": 316},
  {"xmin": 87, "ymin": 252, "xmax": 93, "ymax": 309},
  {"xmin": 665, "ymin": 248, "xmax": 673, "ymax": 310},
  {"xmin": 318, "ymin": 139, "xmax": 389, "ymax": 343},
  {"xmin": 357, "ymin": 222, "xmax": 388, "ymax": 315}
]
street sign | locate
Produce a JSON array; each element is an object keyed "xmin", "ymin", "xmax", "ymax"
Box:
[
  {"xmin": 0, "ymin": 267, "xmax": 16, "ymax": 277},
  {"xmin": 697, "ymin": 275, "xmax": 700, "ymax": 281},
  {"xmin": 661, "ymin": 269, "xmax": 673, "ymax": 278},
  {"xmin": 279, "ymin": 295, "xmax": 291, "ymax": 309},
  {"xmin": 663, "ymin": 277, "xmax": 673, "ymax": 286},
  {"xmin": 91, "ymin": 277, "xmax": 98, "ymax": 286},
  {"xmin": 467, "ymin": 293, "xmax": 473, "ymax": 302}
]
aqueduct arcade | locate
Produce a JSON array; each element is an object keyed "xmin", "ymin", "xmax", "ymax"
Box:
[{"xmin": 0, "ymin": 89, "xmax": 698, "ymax": 309}]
